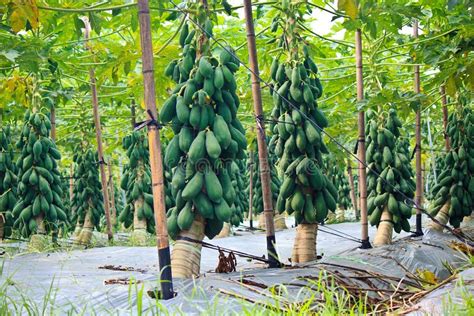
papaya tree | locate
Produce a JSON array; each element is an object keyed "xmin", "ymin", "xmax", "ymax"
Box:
[
  {"xmin": 429, "ymin": 105, "xmax": 473, "ymax": 229},
  {"xmin": 217, "ymin": 158, "xmax": 246, "ymax": 238},
  {"xmin": 335, "ymin": 167, "xmax": 352, "ymax": 222},
  {"xmin": 119, "ymin": 131, "xmax": 155, "ymax": 245},
  {"xmin": 233, "ymin": 158, "xmax": 248, "ymax": 225},
  {"xmin": 0, "ymin": 126, "xmax": 17, "ymax": 240},
  {"xmin": 426, "ymin": 155, "xmax": 444, "ymax": 200},
  {"xmin": 59, "ymin": 170, "xmax": 72, "ymax": 236},
  {"xmin": 13, "ymin": 110, "xmax": 66, "ymax": 247},
  {"xmin": 111, "ymin": 182, "xmax": 124, "ymax": 226},
  {"xmin": 71, "ymin": 148, "xmax": 104, "ymax": 245},
  {"xmin": 161, "ymin": 2, "xmax": 247, "ymax": 277},
  {"xmin": 248, "ymin": 139, "xmax": 284, "ymax": 229},
  {"xmin": 366, "ymin": 109, "xmax": 415, "ymax": 246},
  {"xmin": 269, "ymin": 1, "xmax": 337, "ymax": 263}
]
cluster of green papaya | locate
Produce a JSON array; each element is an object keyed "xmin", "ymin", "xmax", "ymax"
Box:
[
  {"xmin": 248, "ymin": 143, "xmax": 280, "ymax": 216},
  {"xmin": 112, "ymin": 182, "xmax": 124, "ymax": 222},
  {"xmin": 119, "ymin": 131, "xmax": 155, "ymax": 234},
  {"xmin": 366, "ymin": 109, "xmax": 414, "ymax": 233},
  {"xmin": 13, "ymin": 110, "xmax": 66, "ymax": 237},
  {"xmin": 232, "ymin": 158, "xmax": 248, "ymax": 225},
  {"xmin": 59, "ymin": 170, "xmax": 73, "ymax": 233},
  {"xmin": 162, "ymin": 18, "xmax": 247, "ymax": 240},
  {"xmin": 269, "ymin": 47, "xmax": 336, "ymax": 224},
  {"xmin": 335, "ymin": 169, "xmax": 352, "ymax": 210},
  {"xmin": 429, "ymin": 107, "xmax": 474, "ymax": 227},
  {"xmin": 426, "ymin": 155, "xmax": 445, "ymax": 200},
  {"xmin": 324, "ymin": 158, "xmax": 351, "ymax": 211},
  {"xmin": 161, "ymin": 140, "xmax": 176, "ymax": 211},
  {"xmin": 0, "ymin": 126, "xmax": 17, "ymax": 237},
  {"xmin": 70, "ymin": 148, "xmax": 103, "ymax": 231},
  {"xmin": 227, "ymin": 160, "xmax": 246, "ymax": 227}
]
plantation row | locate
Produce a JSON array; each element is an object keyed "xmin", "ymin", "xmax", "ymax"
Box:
[{"xmin": 0, "ymin": 1, "xmax": 473, "ymax": 283}]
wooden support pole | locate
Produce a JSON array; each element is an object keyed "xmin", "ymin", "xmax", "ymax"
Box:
[
  {"xmin": 131, "ymin": 100, "xmax": 136, "ymax": 128},
  {"xmin": 426, "ymin": 111, "xmax": 437, "ymax": 185},
  {"xmin": 248, "ymin": 150, "xmax": 254, "ymax": 229},
  {"xmin": 347, "ymin": 159, "xmax": 359, "ymax": 220},
  {"xmin": 413, "ymin": 20, "xmax": 423, "ymax": 236},
  {"xmin": 50, "ymin": 105, "xmax": 58, "ymax": 242},
  {"xmin": 69, "ymin": 164, "xmax": 74, "ymax": 205},
  {"xmin": 440, "ymin": 85, "xmax": 450, "ymax": 151},
  {"xmin": 108, "ymin": 159, "xmax": 117, "ymax": 226},
  {"xmin": 50, "ymin": 106, "xmax": 56, "ymax": 141},
  {"xmin": 81, "ymin": 17, "xmax": 113, "ymax": 242},
  {"xmin": 355, "ymin": 29, "xmax": 371, "ymax": 249},
  {"xmin": 243, "ymin": 0, "xmax": 280, "ymax": 267},
  {"xmin": 137, "ymin": 0, "xmax": 174, "ymax": 299}
]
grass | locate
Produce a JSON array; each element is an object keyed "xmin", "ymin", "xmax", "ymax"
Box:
[
  {"xmin": 0, "ymin": 224, "xmax": 472, "ymax": 315},
  {"xmin": 441, "ymin": 276, "xmax": 474, "ymax": 315},
  {"xmin": 0, "ymin": 259, "xmax": 472, "ymax": 315},
  {"xmin": 0, "ymin": 262, "xmax": 383, "ymax": 315}
]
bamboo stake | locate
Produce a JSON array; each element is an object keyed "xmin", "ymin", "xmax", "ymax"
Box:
[
  {"xmin": 81, "ymin": 17, "xmax": 113, "ymax": 242},
  {"xmin": 249, "ymin": 150, "xmax": 254, "ymax": 229},
  {"xmin": 243, "ymin": 0, "xmax": 280, "ymax": 267},
  {"xmin": 440, "ymin": 85, "xmax": 450, "ymax": 151},
  {"xmin": 347, "ymin": 159, "xmax": 359, "ymax": 220},
  {"xmin": 355, "ymin": 29, "xmax": 371, "ymax": 249},
  {"xmin": 413, "ymin": 20, "xmax": 423, "ymax": 236},
  {"xmin": 426, "ymin": 112, "xmax": 437, "ymax": 185},
  {"xmin": 108, "ymin": 160, "xmax": 117, "ymax": 226},
  {"xmin": 50, "ymin": 106, "xmax": 56, "ymax": 141},
  {"xmin": 69, "ymin": 164, "xmax": 74, "ymax": 206},
  {"xmin": 50, "ymin": 105, "xmax": 58, "ymax": 242},
  {"xmin": 137, "ymin": 0, "xmax": 174, "ymax": 299},
  {"xmin": 131, "ymin": 100, "xmax": 136, "ymax": 128}
]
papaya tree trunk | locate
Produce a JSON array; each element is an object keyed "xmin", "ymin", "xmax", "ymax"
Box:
[
  {"xmin": 274, "ymin": 213, "xmax": 287, "ymax": 230},
  {"xmin": 73, "ymin": 222, "xmax": 83, "ymax": 238},
  {"xmin": 29, "ymin": 214, "xmax": 48, "ymax": 250},
  {"xmin": 462, "ymin": 214, "xmax": 474, "ymax": 225},
  {"xmin": 428, "ymin": 201, "xmax": 450, "ymax": 231},
  {"xmin": 291, "ymin": 223, "xmax": 318, "ymax": 264},
  {"xmin": 108, "ymin": 161, "xmax": 117, "ymax": 227},
  {"xmin": 347, "ymin": 161, "xmax": 359, "ymax": 219},
  {"xmin": 0, "ymin": 215, "xmax": 4, "ymax": 241},
  {"xmin": 131, "ymin": 197, "xmax": 148, "ymax": 246},
  {"xmin": 216, "ymin": 222, "xmax": 231, "ymax": 238},
  {"xmin": 171, "ymin": 215, "xmax": 205, "ymax": 278},
  {"xmin": 77, "ymin": 211, "xmax": 94, "ymax": 245},
  {"xmin": 326, "ymin": 211, "xmax": 336, "ymax": 223},
  {"xmin": 373, "ymin": 206, "xmax": 393, "ymax": 246},
  {"xmin": 258, "ymin": 213, "xmax": 266, "ymax": 229},
  {"xmin": 336, "ymin": 207, "xmax": 346, "ymax": 222}
]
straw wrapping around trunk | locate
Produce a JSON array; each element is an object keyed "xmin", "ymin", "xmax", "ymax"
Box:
[
  {"xmin": 171, "ymin": 215, "xmax": 205, "ymax": 278},
  {"xmin": 131, "ymin": 197, "xmax": 147, "ymax": 246},
  {"xmin": 373, "ymin": 206, "xmax": 393, "ymax": 247},
  {"xmin": 216, "ymin": 223, "xmax": 231, "ymax": 238},
  {"xmin": 428, "ymin": 201, "xmax": 450, "ymax": 231},
  {"xmin": 291, "ymin": 223, "xmax": 318, "ymax": 264}
]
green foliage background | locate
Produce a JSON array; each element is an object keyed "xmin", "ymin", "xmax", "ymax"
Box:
[{"xmin": 0, "ymin": 0, "xmax": 472, "ymax": 179}]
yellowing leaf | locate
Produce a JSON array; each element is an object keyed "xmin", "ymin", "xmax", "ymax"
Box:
[
  {"xmin": 9, "ymin": 0, "xmax": 39, "ymax": 33},
  {"xmin": 338, "ymin": 0, "xmax": 358, "ymax": 20},
  {"xmin": 10, "ymin": 10, "xmax": 26, "ymax": 33},
  {"xmin": 416, "ymin": 269, "xmax": 438, "ymax": 285},
  {"xmin": 445, "ymin": 75, "xmax": 457, "ymax": 97}
]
